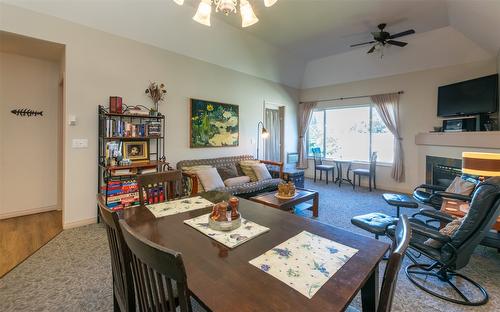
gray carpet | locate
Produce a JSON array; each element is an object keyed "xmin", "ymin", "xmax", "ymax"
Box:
[{"xmin": 0, "ymin": 178, "xmax": 498, "ymax": 311}]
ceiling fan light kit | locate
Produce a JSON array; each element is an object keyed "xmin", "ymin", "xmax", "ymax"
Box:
[
  {"xmin": 350, "ymin": 23, "xmax": 415, "ymax": 57},
  {"xmin": 175, "ymin": 0, "xmax": 277, "ymax": 28}
]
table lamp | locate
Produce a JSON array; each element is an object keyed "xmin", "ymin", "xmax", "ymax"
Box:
[{"xmin": 462, "ymin": 152, "xmax": 500, "ymax": 180}]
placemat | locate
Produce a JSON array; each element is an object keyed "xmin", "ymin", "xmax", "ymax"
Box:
[
  {"xmin": 249, "ymin": 231, "xmax": 358, "ymax": 299},
  {"xmin": 146, "ymin": 196, "xmax": 213, "ymax": 218},
  {"xmin": 184, "ymin": 213, "xmax": 270, "ymax": 248}
]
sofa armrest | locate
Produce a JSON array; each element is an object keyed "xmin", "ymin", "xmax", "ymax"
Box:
[
  {"xmin": 182, "ymin": 172, "xmax": 198, "ymax": 195},
  {"xmin": 431, "ymin": 191, "xmax": 472, "ymax": 202},
  {"xmin": 260, "ymin": 160, "xmax": 284, "ymax": 179},
  {"xmin": 418, "ymin": 208, "xmax": 456, "ymax": 223},
  {"xmin": 410, "ymin": 222, "xmax": 451, "ymax": 244}
]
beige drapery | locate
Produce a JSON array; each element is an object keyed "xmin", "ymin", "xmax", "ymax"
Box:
[
  {"xmin": 370, "ymin": 93, "xmax": 405, "ymax": 182},
  {"xmin": 297, "ymin": 101, "xmax": 317, "ymax": 169}
]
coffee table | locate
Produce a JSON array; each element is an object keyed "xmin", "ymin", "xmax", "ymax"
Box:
[{"xmin": 249, "ymin": 188, "xmax": 319, "ymax": 217}]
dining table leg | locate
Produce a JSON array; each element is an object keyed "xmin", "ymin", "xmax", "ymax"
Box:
[{"xmin": 361, "ymin": 263, "xmax": 379, "ymax": 312}]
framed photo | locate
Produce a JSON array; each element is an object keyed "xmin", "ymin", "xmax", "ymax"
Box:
[
  {"xmin": 123, "ymin": 141, "xmax": 149, "ymax": 162},
  {"xmin": 190, "ymin": 98, "xmax": 239, "ymax": 148}
]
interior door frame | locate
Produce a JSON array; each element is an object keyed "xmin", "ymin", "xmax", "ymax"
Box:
[{"xmin": 262, "ymin": 101, "xmax": 285, "ymax": 163}]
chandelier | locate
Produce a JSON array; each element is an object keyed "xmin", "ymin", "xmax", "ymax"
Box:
[{"xmin": 173, "ymin": 0, "xmax": 278, "ymax": 27}]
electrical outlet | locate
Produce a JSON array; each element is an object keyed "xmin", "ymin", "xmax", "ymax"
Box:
[{"xmin": 72, "ymin": 139, "xmax": 88, "ymax": 148}]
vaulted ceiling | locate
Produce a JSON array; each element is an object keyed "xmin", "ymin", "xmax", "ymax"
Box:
[{"xmin": 2, "ymin": 0, "xmax": 499, "ymax": 88}]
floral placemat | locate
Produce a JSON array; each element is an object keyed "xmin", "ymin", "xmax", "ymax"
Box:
[
  {"xmin": 146, "ymin": 196, "xmax": 213, "ymax": 218},
  {"xmin": 184, "ymin": 213, "xmax": 270, "ymax": 248},
  {"xmin": 249, "ymin": 231, "xmax": 358, "ymax": 299}
]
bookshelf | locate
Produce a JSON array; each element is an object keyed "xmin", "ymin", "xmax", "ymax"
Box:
[{"xmin": 97, "ymin": 105, "xmax": 169, "ymax": 220}]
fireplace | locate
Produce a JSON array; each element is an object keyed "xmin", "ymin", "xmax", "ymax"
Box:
[{"xmin": 426, "ymin": 156, "xmax": 462, "ymax": 187}]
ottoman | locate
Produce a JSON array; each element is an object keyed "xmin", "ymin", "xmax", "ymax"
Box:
[
  {"xmin": 383, "ymin": 193, "xmax": 419, "ymax": 217},
  {"xmin": 351, "ymin": 212, "xmax": 398, "ymax": 239}
]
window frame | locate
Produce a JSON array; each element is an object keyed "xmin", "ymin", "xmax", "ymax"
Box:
[{"xmin": 307, "ymin": 103, "xmax": 394, "ymax": 164}]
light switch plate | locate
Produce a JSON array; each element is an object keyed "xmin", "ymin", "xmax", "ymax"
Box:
[{"xmin": 72, "ymin": 139, "xmax": 88, "ymax": 148}]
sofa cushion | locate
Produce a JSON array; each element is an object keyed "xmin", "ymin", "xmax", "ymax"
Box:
[
  {"xmin": 252, "ymin": 163, "xmax": 272, "ymax": 181},
  {"xmin": 217, "ymin": 164, "xmax": 239, "ymax": 181},
  {"xmin": 181, "ymin": 165, "xmax": 213, "ymax": 192},
  {"xmin": 196, "ymin": 168, "xmax": 224, "ymax": 191},
  {"xmin": 224, "ymin": 176, "xmax": 251, "ymax": 187},
  {"xmin": 239, "ymin": 160, "xmax": 261, "ymax": 182}
]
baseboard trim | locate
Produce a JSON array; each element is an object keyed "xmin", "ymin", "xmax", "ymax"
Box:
[
  {"xmin": 0, "ymin": 205, "xmax": 59, "ymax": 220},
  {"xmin": 63, "ymin": 217, "xmax": 97, "ymax": 229}
]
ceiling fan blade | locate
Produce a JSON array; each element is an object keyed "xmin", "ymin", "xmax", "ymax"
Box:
[
  {"xmin": 367, "ymin": 46, "xmax": 376, "ymax": 54},
  {"xmin": 350, "ymin": 41, "xmax": 375, "ymax": 47},
  {"xmin": 387, "ymin": 40, "xmax": 407, "ymax": 47},
  {"xmin": 389, "ymin": 29, "xmax": 415, "ymax": 39}
]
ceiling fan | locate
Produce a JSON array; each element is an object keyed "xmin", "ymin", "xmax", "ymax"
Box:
[{"xmin": 350, "ymin": 23, "xmax": 415, "ymax": 54}]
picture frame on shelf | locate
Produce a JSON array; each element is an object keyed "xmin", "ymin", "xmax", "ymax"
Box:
[{"xmin": 122, "ymin": 141, "xmax": 149, "ymax": 162}]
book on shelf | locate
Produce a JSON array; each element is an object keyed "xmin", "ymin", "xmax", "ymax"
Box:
[{"xmin": 103, "ymin": 119, "xmax": 162, "ymax": 138}]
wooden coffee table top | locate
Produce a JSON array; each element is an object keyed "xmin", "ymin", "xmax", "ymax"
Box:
[{"xmin": 250, "ymin": 188, "xmax": 317, "ymax": 208}]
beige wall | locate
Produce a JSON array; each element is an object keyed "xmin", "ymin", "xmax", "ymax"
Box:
[
  {"xmin": 0, "ymin": 5, "xmax": 299, "ymax": 227},
  {"xmin": 0, "ymin": 52, "xmax": 60, "ymax": 218},
  {"xmin": 300, "ymin": 59, "xmax": 499, "ymax": 193}
]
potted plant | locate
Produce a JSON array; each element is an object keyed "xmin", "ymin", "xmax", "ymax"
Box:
[{"xmin": 145, "ymin": 82, "xmax": 167, "ymax": 116}]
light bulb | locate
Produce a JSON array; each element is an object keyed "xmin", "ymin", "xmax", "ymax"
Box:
[
  {"xmin": 264, "ymin": 0, "xmax": 277, "ymax": 7},
  {"xmin": 173, "ymin": 0, "xmax": 184, "ymax": 5},
  {"xmin": 193, "ymin": 0, "xmax": 212, "ymax": 27},
  {"xmin": 240, "ymin": 0, "xmax": 259, "ymax": 27}
]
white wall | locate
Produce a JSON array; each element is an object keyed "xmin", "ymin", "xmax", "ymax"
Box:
[
  {"xmin": 0, "ymin": 52, "xmax": 60, "ymax": 218},
  {"xmin": 300, "ymin": 59, "xmax": 499, "ymax": 193},
  {"xmin": 302, "ymin": 26, "xmax": 493, "ymax": 89},
  {"xmin": 0, "ymin": 4, "xmax": 299, "ymax": 227}
]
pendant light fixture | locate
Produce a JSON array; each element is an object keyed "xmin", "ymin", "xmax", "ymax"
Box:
[{"xmin": 173, "ymin": 0, "xmax": 278, "ymax": 28}]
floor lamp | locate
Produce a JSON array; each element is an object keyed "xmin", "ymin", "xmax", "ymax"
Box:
[{"xmin": 256, "ymin": 121, "xmax": 269, "ymax": 159}]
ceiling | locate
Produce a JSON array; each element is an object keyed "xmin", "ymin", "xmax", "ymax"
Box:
[{"xmin": 204, "ymin": 0, "xmax": 450, "ymax": 60}]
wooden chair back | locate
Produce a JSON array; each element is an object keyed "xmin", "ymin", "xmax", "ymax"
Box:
[
  {"xmin": 377, "ymin": 214, "xmax": 411, "ymax": 312},
  {"xmin": 98, "ymin": 199, "xmax": 135, "ymax": 312},
  {"xmin": 312, "ymin": 147, "xmax": 323, "ymax": 166},
  {"xmin": 137, "ymin": 170, "xmax": 183, "ymax": 205},
  {"xmin": 119, "ymin": 219, "xmax": 192, "ymax": 312}
]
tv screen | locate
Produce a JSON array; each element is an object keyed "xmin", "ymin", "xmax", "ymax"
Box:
[{"xmin": 437, "ymin": 74, "xmax": 498, "ymax": 117}]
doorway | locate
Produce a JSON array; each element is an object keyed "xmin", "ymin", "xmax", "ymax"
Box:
[
  {"xmin": 263, "ymin": 102, "xmax": 285, "ymax": 163},
  {"xmin": 0, "ymin": 31, "xmax": 65, "ymax": 277}
]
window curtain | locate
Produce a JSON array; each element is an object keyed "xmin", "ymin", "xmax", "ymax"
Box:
[
  {"xmin": 264, "ymin": 108, "xmax": 281, "ymax": 162},
  {"xmin": 297, "ymin": 101, "xmax": 317, "ymax": 169},
  {"xmin": 370, "ymin": 93, "xmax": 405, "ymax": 182}
]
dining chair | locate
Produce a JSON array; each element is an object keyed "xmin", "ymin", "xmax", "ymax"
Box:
[
  {"xmin": 347, "ymin": 215, "xmax": 411, "ymax": 312},
  {"xmin": 137, "ymin": 170, "xmax": 183, "ymax": 205},
  {"xmin": 98, "ymin": 198, "xmax": 135, "ymax": 312},
  {"xmin": 312, "ymin": 147, "xmax": 335, "ymax": 184},
  {"xmin": 353, "ymin": 152, "xmax": 377, "ymax": 191},
  {"xmin": 119, "ymin": 220, "xmax": 206, "ymax": 312}
]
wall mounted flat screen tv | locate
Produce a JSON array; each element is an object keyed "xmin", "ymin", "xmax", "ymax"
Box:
[{"xmin": 437, "ymin": 74, "xmax": 498, "ymax": 117}]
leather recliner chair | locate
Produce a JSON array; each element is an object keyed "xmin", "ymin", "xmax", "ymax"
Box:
[{"xmin": 404, "ymin": 177, "xmax": 500, "ymax": 306}]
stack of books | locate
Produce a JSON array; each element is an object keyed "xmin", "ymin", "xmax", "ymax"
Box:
[
  {"xmin": 104, "ymin": 120, "xmax": 162, "ymax": 138},
  {"xmin": 102, "ymin": 180, "xmax": 140, "ymax": 210}
]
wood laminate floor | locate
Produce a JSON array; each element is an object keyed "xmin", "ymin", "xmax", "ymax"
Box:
[{"xmin": 0, "ymin": 210, "xmax": 62, "ymax": 277}]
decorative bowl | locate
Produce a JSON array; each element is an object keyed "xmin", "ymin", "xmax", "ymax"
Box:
[{"xmin": 274, "ymin": 192, "xmax": 297, "ymax": 200}]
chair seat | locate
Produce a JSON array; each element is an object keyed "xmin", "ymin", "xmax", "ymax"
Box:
[
  {"xmin": 353, "ymin": 168, "xmax": 370, "ymax": 175},
  {"xmin": 315, "ymin": 165, "xmax": 334, "ymax": 170},
  {"xmin": 351, "ymin": 212, "xmax": 398, "ymax": 235}
]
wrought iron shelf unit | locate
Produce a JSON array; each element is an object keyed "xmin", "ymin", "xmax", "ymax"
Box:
[{"xmin": 97, "ymin": 105, "xmax": 168, "ymax": 222}]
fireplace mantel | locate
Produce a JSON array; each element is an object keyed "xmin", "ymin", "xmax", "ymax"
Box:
[{"xmin": 415, "ymin": 131, "xmax": 500, "ymax": 149}]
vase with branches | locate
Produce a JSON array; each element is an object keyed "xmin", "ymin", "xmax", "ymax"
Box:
[{"xmin": 145, "ymin": 81, "xmax": 167, "ymax": 116}]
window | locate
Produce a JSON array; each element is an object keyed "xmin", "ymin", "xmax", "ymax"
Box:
[{"xmin": 307, "ymin": 105, "xmax": 394, "ymax": 163}]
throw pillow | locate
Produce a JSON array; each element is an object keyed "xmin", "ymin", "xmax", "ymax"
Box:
[
  {"xmin": 239, "ymin": 160, "xmax": 261, "ymax": 182},
  {"xmin": 423, "ymin": 217, "xmax": 463, "ymax": 248},
  {"xmin": 216, "ymin": 164, "xmax": 239, "ymax": 181},
  {"xmin": 440, "ymin": 176, "xmax": 476, "ymax": 213},
  {"xmin": 251, "ymin": 163, "xmax": 273, "ymax": 181},
  {"xmin": 196, "ymin": 167, "xmax": 225, "ymax": 191},
  {"xmin": 224, "ymin": 176, "xmax": 251, "ymax": 187},
  {"xmin": 181, "ymin": 165, "xmax": 213, "ymax": 192}
]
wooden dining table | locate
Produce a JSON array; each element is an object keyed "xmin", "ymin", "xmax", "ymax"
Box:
[{"xmin": 123, "ymin": 192, "xmax": 389, "ymax": 312}]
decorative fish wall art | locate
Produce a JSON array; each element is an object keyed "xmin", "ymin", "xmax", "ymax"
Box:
[{"xmin": 10, "ymin": 109, "xmax": 43, "ymax": 117}]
